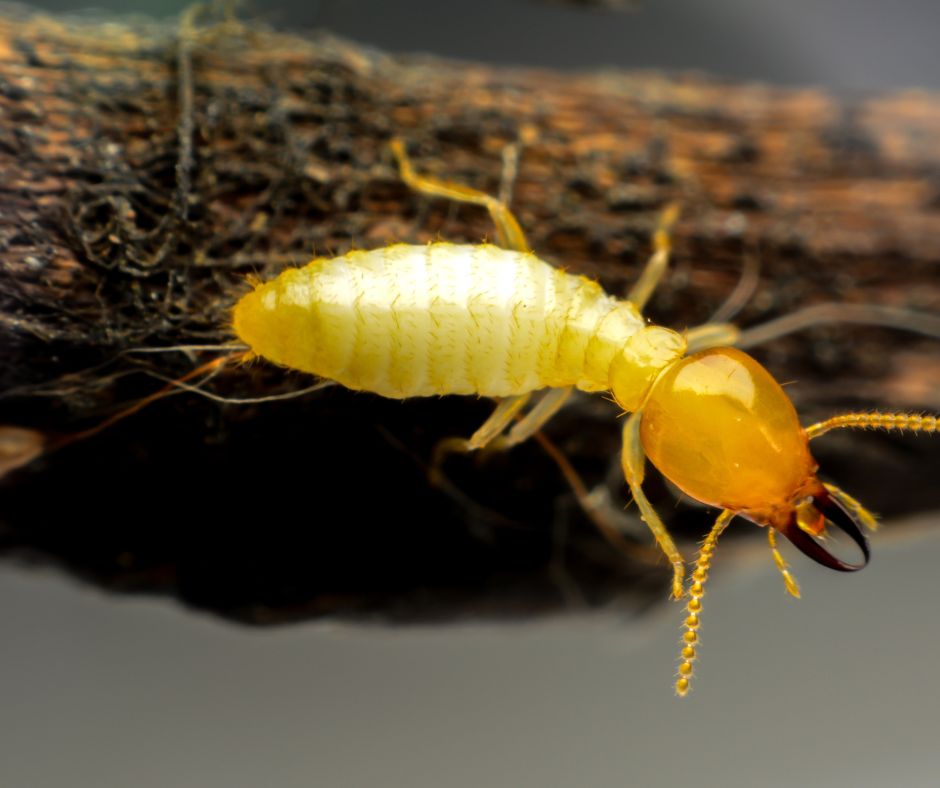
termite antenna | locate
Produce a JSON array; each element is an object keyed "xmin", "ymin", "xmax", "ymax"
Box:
[
  {"xmin": 798, "ymin": 410, "xmax": 937, "ymax": 554},
  {"xmin": 626, "ymin": 201, "xmax": 680, "ymax": 311},
  {"xmin": 675, "ymin": 508, "xmax": 734, "ymax": 698},
  {"xmin": 767, "ymin": 527, "xmax": 801, "ymax": 598},
  {"xmin": 737, "ymin": 303, "xmax": 940, "ymax": 348},
  {"xmin": 707, "ymin": 251, "xmax": 761, "ymax": 325},
  {"xmin": 805, "ymin": 411, "xmax": 938, "ymax": 440},
  {"xmin": 687, "ymin": 301, "xmax": 940, "ymax": 355}
]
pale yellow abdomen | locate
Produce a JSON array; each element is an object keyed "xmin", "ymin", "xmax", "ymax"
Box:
[{"xmin": 232, "ymin": 243, "xmax": 645, "ymax": 399}]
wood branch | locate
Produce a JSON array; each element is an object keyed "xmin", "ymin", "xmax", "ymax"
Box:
[{"xmin": 0, "ymin": 7, "xmax": 937, "ymax": 624}]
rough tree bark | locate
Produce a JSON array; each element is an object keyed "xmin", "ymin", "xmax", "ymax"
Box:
[{"xmin": 0, "ymin": 6, "xmax": 937, "ymax": 624}]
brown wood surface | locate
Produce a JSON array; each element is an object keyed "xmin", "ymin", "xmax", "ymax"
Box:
[{"xmin": 0, "ymin": 7, "xmax": 937, "ymax": 624}]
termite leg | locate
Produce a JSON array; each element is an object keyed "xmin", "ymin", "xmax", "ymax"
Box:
[
  {"xmin": 431, "ymin": 389, "xmax": 593, "ymax": 528},
  {"xmin": 429, "ymin": 394, "xmax": 531, "ymax": 485},
  {"xmin": 392, "ymin": 139, "xmax": 640, "ymax": 558},
  {"xmin": 449, "ymin": 393, "xmax": 531, "ymax": 451},
  {"xmin": 622, "ymin": 409, "xmax": 686, "ymax": 599},
  {"xmin": 389, "ymin": 138, "xmax": 529, "ymax": 252},
  {"xmin": 531, "ymin": 430, "xmax": 650, "ymax": 560},
  {"xmin": 494, "ymin": 388, "xmax": 655, "ymax": 561},
  {"xmin": 626, "ymin": 202, "xmax": 680, "ymax": 311},
  {"xmin": 437, "ymin": 386, "xmax": 636, "ymax": 560},
  {"xmin": 486, "ymin": 387, "xmax": 573, "ymax": 452},
  {"xmin": 432, "ymin": 385, "xmax": 576, "ymax": 472},
  {"xmin": 393, "ymin": 138, "xmax": 584, "ymax": 471}
]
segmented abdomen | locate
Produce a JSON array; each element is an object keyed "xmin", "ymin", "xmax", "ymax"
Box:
[{"xmin": 232, "ymin": 243, "xmax": 643, "ymax": 398}]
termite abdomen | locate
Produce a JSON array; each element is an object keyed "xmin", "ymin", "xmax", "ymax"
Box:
[{"xmin": 232, "ymin": 243, "xmax": 662, "ymax": 401}]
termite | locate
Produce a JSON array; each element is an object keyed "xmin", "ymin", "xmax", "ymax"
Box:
[
  {"xmin": 6, "ymin": 138, "xmax": 938, "ymax": 696},
  {"xmin": 227, "ymin": 138, "xmax": 939, "ymax": 694}
]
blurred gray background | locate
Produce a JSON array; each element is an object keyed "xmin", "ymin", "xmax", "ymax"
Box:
[
  {"xmin": 22, "ymin": 0, "xmax": 940, "ymax": 90},
  {"xmin": 5, "ymin": 1, "xmax": 940, "ymax": 786}
]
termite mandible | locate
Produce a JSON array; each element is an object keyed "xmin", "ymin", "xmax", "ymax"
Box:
[{"xmin": 8, "ymin": 137, "xmax": 938, "ymax": 696}]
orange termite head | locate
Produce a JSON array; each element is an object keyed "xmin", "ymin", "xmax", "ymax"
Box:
[{"xmin": 638, "ymin": 346, "xmax": 870, "ymax": 571}]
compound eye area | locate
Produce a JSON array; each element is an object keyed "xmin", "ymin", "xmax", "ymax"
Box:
[{"xmin": 640, "ymin": 347, "xmax": 816, "ymax": 513}]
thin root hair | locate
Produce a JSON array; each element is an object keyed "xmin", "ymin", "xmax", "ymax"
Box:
[
  {"xmin": 141, "ymin": 371, "xmax": 337, "ymax": 404},
  {"xmin": 120, "ymin": 343, "xmax": 250, "ymax": 356}
]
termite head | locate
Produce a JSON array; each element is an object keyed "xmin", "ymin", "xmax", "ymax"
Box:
[{"xmin": 638, "ymin": 346, "xmax": 870, "ymax": 571}]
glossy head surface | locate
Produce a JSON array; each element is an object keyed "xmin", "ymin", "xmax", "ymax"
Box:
[{"xmin": 640, "ymin": 347, "xmax": 817, "ymax": 522}]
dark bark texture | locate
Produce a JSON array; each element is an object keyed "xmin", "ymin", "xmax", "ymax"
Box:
[{"xmin": 0, "ymin": 6, "xmax": 937, "ymax": 624}]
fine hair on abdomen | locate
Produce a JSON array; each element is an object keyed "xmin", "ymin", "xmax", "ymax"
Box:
[{"xmin": 232, "ymin": 243, "xmax": 645, "ymax": 399}]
